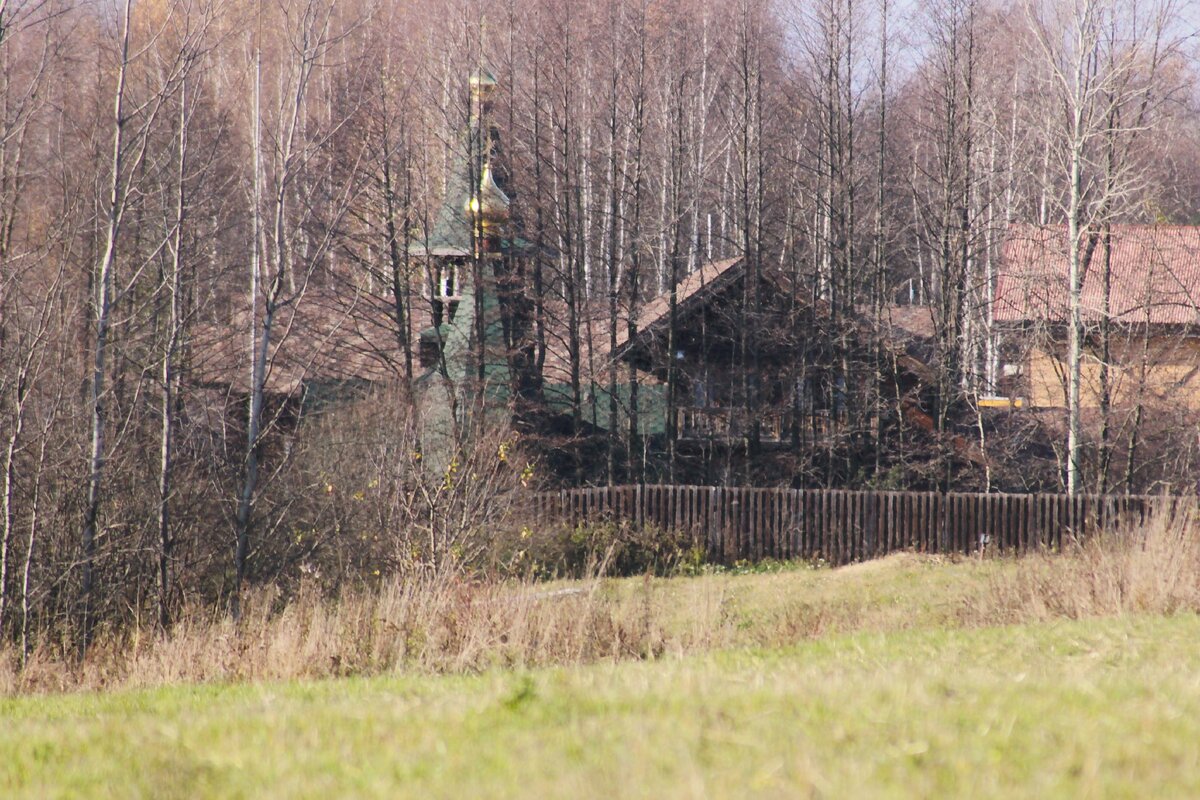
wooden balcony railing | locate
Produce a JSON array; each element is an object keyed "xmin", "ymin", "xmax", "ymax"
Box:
[{"xmin": 676, "ymin": 407, "xmax": 834, "ymax": 443}]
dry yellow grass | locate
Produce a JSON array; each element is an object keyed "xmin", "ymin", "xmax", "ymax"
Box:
[
  {"xmin": 4, "ymin": 510, "xmax": 1197, "ymax": 696},
  {"xmin": 0, "ymin": 556, "xmax": 972, "ymax": 694},
  {"xmin": 973, "ymin": 508, "xmax": 1200, "ymax": 623}
]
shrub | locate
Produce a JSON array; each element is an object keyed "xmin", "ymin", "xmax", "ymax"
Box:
[{"xmin": 492, "ymin": 520, "xmax": 706, "ymax": 580}]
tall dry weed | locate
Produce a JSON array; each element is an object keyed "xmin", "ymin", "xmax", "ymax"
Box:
[
  {"xmin": 8, "ymin": 511, "xmax": 1197, "ymax": 696},
  {"xmin": 0, "ymin": 566, "xmax": 744, "ymax": 695},
  {"xmin": 972, "ymin": 507, "xmax": 1200, "ymax": 624}
]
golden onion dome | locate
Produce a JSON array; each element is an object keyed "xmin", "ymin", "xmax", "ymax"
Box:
[{"xmin": 464, "ymin": 163, "xmax": 510, "ymax": 226}]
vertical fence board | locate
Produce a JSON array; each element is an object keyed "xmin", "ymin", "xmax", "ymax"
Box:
[
  {"xmin": 834, "ymin": 491, "xmax": 845, "ymax": 565},
  {"xmin": 531, "ymin": 486, "xmax": 1188, "ymax": 566}
]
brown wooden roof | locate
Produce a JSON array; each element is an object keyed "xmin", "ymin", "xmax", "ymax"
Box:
[
  {"xmin": 191, "ymin": 255, "xmax": 940, "ymax": 399},
  {"xmin": 877, "ymin": 304, "xmax": 935, "ymax": 340},
  {"xmin": 192, "ymin": 285, "xmax": 436, "ymax": 395},
  {"xmin": 607, "ymin": 257, "xmax": 744, "ymax": 359}
]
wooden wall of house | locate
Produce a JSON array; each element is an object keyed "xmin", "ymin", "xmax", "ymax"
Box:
[{"xmin": 1025, "ymin": 335, "xmax": 1200, "ymax": 409}]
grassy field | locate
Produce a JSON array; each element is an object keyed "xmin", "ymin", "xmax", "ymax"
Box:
[{"xmin": 3, "ymin": 553, "xmax": 1200, "ymax": 798}]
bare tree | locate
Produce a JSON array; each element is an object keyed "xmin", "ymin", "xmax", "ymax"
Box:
[
  {"xmin": 1023, "ymin": 0, "xmax": 1183, "ymax": 493},
  {"xmin": 232, "ymin": 0, "xmax": 364, "ymax": 618},
  {"xmin": 79, "ymin": 0, "xmax": 213, "ymax": 646}
]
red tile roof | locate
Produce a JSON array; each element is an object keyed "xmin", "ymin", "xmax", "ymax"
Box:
[{"xmin": 995, "ymin": 223, "xmax": 1200, "ymax": 326}]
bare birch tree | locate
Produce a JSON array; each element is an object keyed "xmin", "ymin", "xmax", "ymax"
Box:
[
  {"xmin": 79, "ymin": 0, "xmax": 213, "ymax": 646},
  {"xmin": 1023, "ymin": 0, "xmax": 1183, "ymax": 493}
]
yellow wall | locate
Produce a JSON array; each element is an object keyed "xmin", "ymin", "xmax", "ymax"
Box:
[{"xmin": 1027, "ymin": 336, "xmax": 1200, "ymax": 410}]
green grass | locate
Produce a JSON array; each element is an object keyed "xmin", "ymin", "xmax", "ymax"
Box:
[
  {"xmin": 581, "ymin": 552, "xmax": 1014, "ymax": 653},
  {"xmin": 3, "ymin": 577, "xmax": 1199, "ymax": 797}
]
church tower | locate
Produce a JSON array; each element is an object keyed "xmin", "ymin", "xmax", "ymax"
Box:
[{"xmin": 414, "ymin": 64, "xmax": 519, "ymax": 404}]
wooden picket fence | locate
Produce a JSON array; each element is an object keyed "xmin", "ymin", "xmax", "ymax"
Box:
[{"xmin": 530, "ymin": 485, "xmax": 1189, "ymax": 565}]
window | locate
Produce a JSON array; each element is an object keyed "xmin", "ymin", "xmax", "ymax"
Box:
[
  {"xmin": 692, "ymin": 377, "xmax": 709, "ymax": 407},
  {"xmin": 795, "ymin": 377, "xmax": 815, "ymax": 411},
  {"xmin": 431, "ymin": 261, "xmax": 460, "ymax": 299},
  {"xmin": 440, "ymin": 263, "xmax": 458, "ymax": 298},
  {"xmin": 419, "ymin": 339, "xmax": 441, "ymax": 369}
]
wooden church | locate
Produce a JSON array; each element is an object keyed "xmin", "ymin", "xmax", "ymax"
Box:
[{"xmin": 195, "ymin": 65, "xmax": 975, "ymax": 489}]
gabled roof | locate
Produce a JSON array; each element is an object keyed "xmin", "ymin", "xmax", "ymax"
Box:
[
  {"xmin": 995, "ymin": 223, "xmax": 1200, "ymax": 326},
  {"xmin": 191, "ymin": 255, "xmax": 942, "ymax": 409},
  {"xmin": 607, "ymin": 256, "xmax": 941, "ymax": 388},
  {"xmin": 610, "ymin": 257, "xmax": 744, "ymax": 358}
]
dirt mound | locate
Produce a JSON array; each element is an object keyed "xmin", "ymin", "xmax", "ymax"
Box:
[{"xmin": 832, "ymin": 552, "xmax": 935, "ymax": 577}]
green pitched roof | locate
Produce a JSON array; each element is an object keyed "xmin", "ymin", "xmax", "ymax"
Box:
[{"xmin": 418, "ymin": 126, "xmax": 484, "ymax": 257}]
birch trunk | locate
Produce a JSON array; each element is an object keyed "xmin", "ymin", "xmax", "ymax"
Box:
[{"xmin": 80, "ymin": 0, "xmax": 134, "ymax": 648}]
